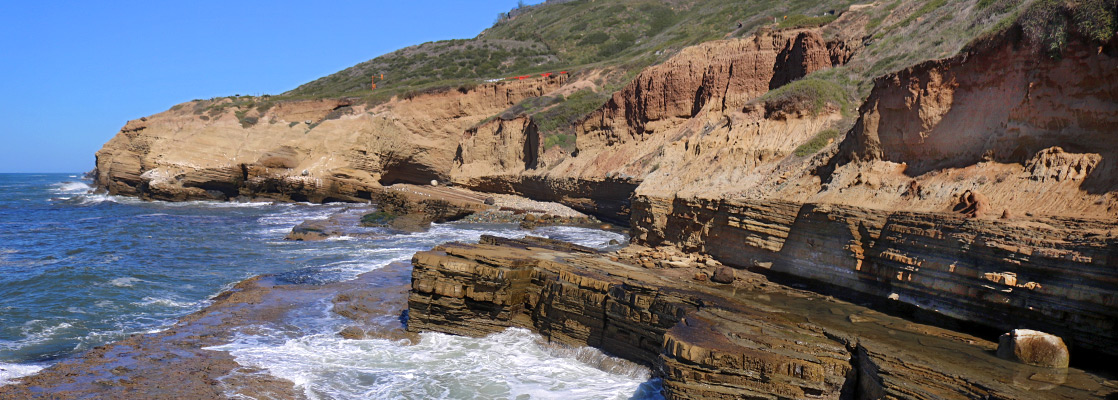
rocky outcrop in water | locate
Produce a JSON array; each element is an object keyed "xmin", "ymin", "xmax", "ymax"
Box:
[
  {"xmin": 407, "ymin": 236, "xmax": 1115, "ymax": 399},
  {"xmin": 0, "ymin": 264, "xmax": 415, "ymax": 399}
]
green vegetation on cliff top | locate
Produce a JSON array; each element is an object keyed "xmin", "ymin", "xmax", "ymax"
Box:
[
  {"xmin": 193, "ymin": 0, "xmax": 1114, "ymax": 153},
  {"xmin": 283, "ymin": 0, "xmax": 859, "ymax": 99}
]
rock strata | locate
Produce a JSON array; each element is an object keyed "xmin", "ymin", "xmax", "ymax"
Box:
[
  {"xmin": 632, "ymin": 196, "xmax": 1118, "ymax": 360},
  {"xmin": 407, "ymin": 236, "xmax": 1116, "ymax": 399}
]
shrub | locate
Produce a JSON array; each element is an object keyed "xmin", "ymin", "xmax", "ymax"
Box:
[
  {"xmin": 578, "ymin": 32, "xmax": 610, "ymax": 45},
  {"xmin": 757, "ymin": 78, "xmax": 850, "ymax": 116},
  {"xmin": 1022, "ymin": 0, "xmax": 1117, "ymax": 56},
  {"xmin": 645, "ymin": 5, "xmax": 677, "ymax": 36},
  {"xmin": 323, "ymin": 105, "xmax": 353, "ymax": 121},
  {"xmin": 234, "ymin": 109, "xmax": 259, "ymax": 128},
  {"xmin": 793, "ymin": 128, "xmax": 841, "ymax": 156},
  {"xmin": 255, "ymin": 101, "xmax": 274, "ymax": 115},
  {"xmin": 543, "ymin": 133, "xmax": 576, "ymax": 150},
  {"xmin": 533, "ymin": 89, "xmax": 609, "ymax": 133},
  {"xmin": 597, "ymin": 39, "xmax": 634, "ymax": 58}
]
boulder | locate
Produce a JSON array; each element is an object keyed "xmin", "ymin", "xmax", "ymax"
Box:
[
  {"xmin": 388, "ymin": 214, "xmax": 432, "ymax": 232},
  {"xmin": 953, "ymin": 190, "xmax": 991, "ymax": 218},
  {"xmin": 284, "ymin": 220, "xmax": 331, "ymax": 241},
  {"xmin": 711, "ymin": 266, "xmax": 735, "ymax": 284},
  {"xmin": 997, "ymin": 329, "xmax": 1069, "ymax": 368}
]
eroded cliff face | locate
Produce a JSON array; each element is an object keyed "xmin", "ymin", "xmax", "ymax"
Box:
[
  {"xmin": 444, "ymin": 28, "xmax": 855, "ymax": 218},
  {"xmin": 94, "ymin": 76, "xmax": 565, "ymax": 203},
  {"xmin": 579, "ymin": 29, "xmax": 850, "ymax": 146},
  {"xmin": 553, "ymin": 29, "xmax": 850, "ymax": 185},
  {"xmin": 844, "ymin": 32, "xmax": 1118, "ymax": 179},
  {"xmin": 627, "ymin": 32, "xmax": 1118, "ymax": 360}
]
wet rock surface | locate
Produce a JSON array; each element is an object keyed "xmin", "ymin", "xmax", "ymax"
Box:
[
  {"xmin": 0, "ymin": 264, "xmax": 413, "ymax": 399},
  {"xmin": 407, "ymin": 236, "xmax": 1117, "ymax": 399}
]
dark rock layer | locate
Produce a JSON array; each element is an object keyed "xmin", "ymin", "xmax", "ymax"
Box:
[{"xmin": 407, "ymin": 236, "xmax": 1115, "ymax": 399}]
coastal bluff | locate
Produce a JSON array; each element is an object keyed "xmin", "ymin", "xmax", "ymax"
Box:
[{"xmin": 84, "ymin": 3, "xmax": 1118, "ymax": 398}]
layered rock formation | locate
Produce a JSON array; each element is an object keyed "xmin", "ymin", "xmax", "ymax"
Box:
[
  {"xmin": 579, "ymin": 29, "xmax": 850, "ymax": 146},
  {"xmin": 618, "ymin": 29, "xmax": 1118, "ymax": 361},
  {"xmin": 89, "ymin": 3, "xmax": 1118, "ymax": 394},
  {"xmin": 546, "ymin": 28, "xmax": 852, "ymax": 193},
  {"xmin": 94, "ymin": 76, "xmax": 565, "ymax": 203},
  {"xmin": 408, "ymin": 236, "xmax": 1115, "ymax": 399},
  {"xmin": 631, "ymin": 196, "xmax": 1117, "ymax": 359}
]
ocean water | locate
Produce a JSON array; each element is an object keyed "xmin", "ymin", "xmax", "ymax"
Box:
[{"xmin": 0, "ymin": 173, "xmax": 661, "ymax": 399}]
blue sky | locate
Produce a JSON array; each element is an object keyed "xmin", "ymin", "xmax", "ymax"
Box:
[{"xmin": 0, "ymin": 1, "xmax": 540, "ymax": 173}]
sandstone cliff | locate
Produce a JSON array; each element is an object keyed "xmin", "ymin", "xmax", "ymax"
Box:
[
  {"xmin": 93, "ymin": 2, "xmax": 1118, "ymax": 375},
  {"xmin": 95, "ymin": 76, "xmax": 565, "ymax": 203},
  {"xmin": 621, "ymin": 31, "xmax": 1118, "ymax": 364}
]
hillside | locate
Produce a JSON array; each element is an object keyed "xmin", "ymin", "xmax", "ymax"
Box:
[
  {"xmin": 284, "ymin": 0, "xmax": 856, "ymax": 99},
  {"xmin": 191, "ymin": 0, "xmax": 1042, "ymax": 155}
]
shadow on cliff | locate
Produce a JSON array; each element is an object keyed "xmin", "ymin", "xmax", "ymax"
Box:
[
  {"xmin": 762, "ymin": 204, "xmax": 1117, "ymax": 371},
  {"xmin": 817, "ymin": 33, "xmax": 1118, "ymax": 200}
]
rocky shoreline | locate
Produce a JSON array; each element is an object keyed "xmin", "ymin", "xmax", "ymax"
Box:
[
  {"xmin": 1, "ymin": 193, "xmax": 1114, "ymax": 398},
  {"xmin": 409, "ymin": 235, "xmax": 1117, "ymax": 399},
  {"xmin": 39, "ymin": 1, "xmax": 1118, "ymax": 397},
  {"xmin": 0, "ymin": 260, "xmax": 418, "ymax": 399}
]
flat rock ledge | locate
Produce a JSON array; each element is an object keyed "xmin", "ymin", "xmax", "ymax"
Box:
[{"xmin": 408, "ymin": 236, "xmax": 1117, "ymax": 400}]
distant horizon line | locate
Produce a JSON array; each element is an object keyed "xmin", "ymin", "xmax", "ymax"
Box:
[{"xmin": 0, "ymin": 171, "xmax": 88, "ymax": 174}]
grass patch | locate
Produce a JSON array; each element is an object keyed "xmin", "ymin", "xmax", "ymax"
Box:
[
  {"xmin": 543, "ymin": 133, "xmax": 576, "ymax": 150},
  {"xmin": 778, "ymin": 14, "xmax": 838, "ymax": 29},
  {"xmin": 1021, "ymin": 0, "xmax": 1117, "ymax": 56},
  {"xmin": 793, "ymin": 128, "xmax": 841, "ymax": 156},
  {"xmin": 756, "ymin": 77, "xmax": 851, "ymax": 117},
  {"xmin": 532, "ymin": 89, "xmax": 609, "ymax": 134},
  {"xmin": 866, "ymin": 1, "xmax": 901, "ymax": 31},
  {"xmin": 894, "ymin": 0, "xmax": 947, "ymax": 28}
]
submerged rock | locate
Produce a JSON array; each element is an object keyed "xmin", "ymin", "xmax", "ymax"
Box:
[{"xmin": 284, "ymin": 220, "xmax": 331, "ymax": 241}]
